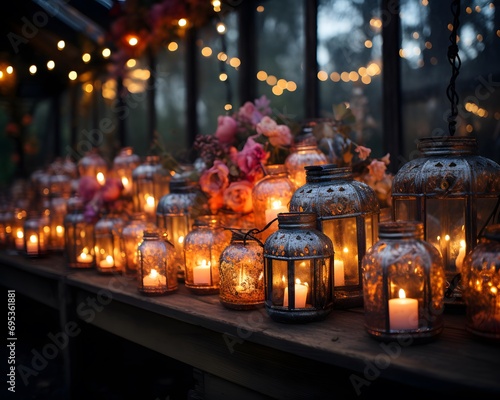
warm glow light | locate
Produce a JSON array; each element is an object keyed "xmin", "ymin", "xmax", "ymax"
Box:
[
  {"xmin": 68, "ymin": 71, "xmax": 77, "ymax": 80},
  {"xmin": 57, "ymin": 40, "xmax": 65, "ymax": 50},
  {"xmin": 398, "ymin": 288, "xmax": 406, "ymax": 299},
  {"xmin": 341, "ymin": 71, "xmax": 349, "ymax": 82},
  {"xmin": 266, "ymin": 75, "xmax": 277, "ymax": 85},
  {"xmin": 364, "ymin": 40, "xmax": 372, "ymax": 48},
  {"xmin": 216, "ymin": 22, "xmax": 226, "ymax": 33},
  {"xmin": 256, "ymin": 5, "xmax": 264, "ymax": 12},
  {"xmin": 29, "ymin": 65, "xmax": 37, "ymax": 75},
  {"xmin": 47, "ymin": 60, "xmax": 55, "ymax": 70},
  {"xmin": 229, "ymin": 57, "xmax": 241, "ymax": 68},
  {"xmin": 126, "ymin": 59, "xmax": 136, "ymax": 68},
  {"xmin": 277, "ymin": 79, "xmax": 287, "ymax": 89},
  {"xmin": 178, "ymin": 18, "xmax": 187, "ymax": 27},
  {"xmin": 317, "ymin": 71, "xmax": 328, "ymax": 81},
  {"xmin": 201, "ymin": 47, "xmax": 212, "ymax": 57},
  {"xmin": 286, "ymin": 81, "xmax": 297, "ymax": 91},
  {"xmin": 330, "ymin": 72, "xmax": 340, "ymax": 82},
  {"xmin": 128, "ymin": 36, "xmax": 139, "ymax": 46},
  {"xmin": 102, "ymin": 48, "xmax": 111, "ymax": 58},
  {"xmin": 224, "ymin": 104, "xmax": 232, "ymax": 111},
  {"xmin": 361, "ymin": 75, "xmax": 371, "ymax": 84},
  {"xmin": 96, "ymin": 172, "xmax": 105, "ymax": 185},
  {"xmin": 217, "ymin": 52, "xmax": 227, "ymax": 61},
  {"xmin": 167, "ymin": 42, "xmax": 178, "ymax": 51},
  {"xmin": 82, "ymin": 53, "xmax": 91, "ymax": 63},
  {"xmin": 219, "ymin": 73, "xmax": 228, "ymax": 81},
  {"xmin": 84, "ymin": 83, "xmax": 93, "ymax": 93},
  {"xmin": 6, "ymin": 66, "xmax": 13, "ymax": 74},
  {"xmin": 0, "ymin": 71, "xmax": 3, "ymax": 79},
  {"xmin": 256, "ymin": 71, "xmax": 267, "ymax": 81}
]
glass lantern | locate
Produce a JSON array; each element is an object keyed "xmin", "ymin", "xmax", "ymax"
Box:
[
  {"xmin": 392, "ymin": 137, "xmax": 500, "ymax": 307},
  {"xmin": 184, "ymin": 215, "xmax": 231, "ymax": 295},
  {"xmin": 23, "ymin": 212, "xmax": 48, "ymax": 257},
  {"xmin": 0, "ymin": 208, "xmax": 14, "ymax": 250},
  {"xmin": 112, "ymin": 147, "xmax": 140, "ymax": 197},
  {"xmin": 156, "ymin": 178, "xmax": 198, "ymax": 281},
  {"xmin": 252, "ymin": 164, "xmax": 295, "ymax": 242},
  {"xmin": 362, "ymin": 221, "xmax": 445, "ymax": 343},
  {"xmin": 463, "ymin": 224, "xmax": 500, "ymax": 341},
  {"xmin": 132, "ymin": 155, "xmax": 171, "ymax": 222},
  {"xmin": 12, "ymin": 207, "xmax": 28, "ymax": 253},
  {"xmin": 120, "ymin": 212, "xmax": 156, "ymax": 277},
  {"xmin": 47, "ymin": 193, "xmax": 67, "ymax": 252},
  {"xmin": 263, "ymin": 212, "xmax": 334, "ymax": 323},
  {"xmin": 219, "ymin": 230, "xmax": 265, "ymax": 310},
  {"xmin": 94, "ymin": 213, "xmax": 126, "ymax": 274},
  {"xmin": 289, "ymin": 164, "xmax": 379, "ymax": 309},
  {"xmin": 284, "ymin": 124, "xmax": 328, "ymax": 188},
  {"xmin": 78, "ymin": 149, "xmax": 108, "ymax": 185},
  {"xmin": 64, "ymin": 196, "xmax": 95, "ymax": 268},
  {"xmin": 137, "ymin": 230, "xmax": 178, "ymax": 296}
]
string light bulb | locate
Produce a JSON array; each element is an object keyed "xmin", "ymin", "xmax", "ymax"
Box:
[{"xmin": 57, "ymin": 40, "xmax": 65, "ymax": 50}]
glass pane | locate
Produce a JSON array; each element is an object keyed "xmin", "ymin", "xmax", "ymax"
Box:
[
  {"xmin": 318, "ymin": 0, "xmax": 383, "ymax": 155},
  {"xmin": 400, "ymin": 0, "xmax": 500, "ymax": 164},
  {"xmin": 256, "ymin": 0, "xmax": 304, "ymax": 120}
]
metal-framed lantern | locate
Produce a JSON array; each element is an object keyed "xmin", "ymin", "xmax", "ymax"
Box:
[
  {"xmin": 132, "ymin": 155, "xmax": 171, "ymax": 222},
  {"xmin": 23, "ymin": 212, "xmax": 48, "ymax": 257},
  {"xmin": 263, "ymin": 212, "xmax": 334, "ymax": 323},
  {"xmin": 219, "ymin": 230, "xmax": 265, "ymax": 310},
  {"xmin": 64, "ymin": 196, "xmax": 95, "ymax": 268},
  {"xmin": 137, "ymin": 230, "xmax": 178, "ymax": 295},
  {"xmin": 392, "ymin": 137, "xmax": 500, "ymax": 307},
  {"xmin": 156, "ymin": 178, "xmax": 198, "ymax": 281},
  {"xmin": 289, "ymin": 164, "xmax": 379, "ymax": 309},
  {"xmin": 284, "ymin": 124, "xmax": 328, "ymax": 188},
  {"xmin": 112, "ymin": 146, "xmax": 140, "ymax": 197},
  {"xmin": 463, "ymin": 224, "xmax": 500, "ymax": 341},
  {"xmin": 47, "ymin": 192, "xmax": 67, "ymax": 252},
  {"xmin": 78, "ymin": 149, "xmax": 108, "ymax": 185},
  {"xmin": 121, "ymin": 212, "xmax": 155, "ymax": 277},
  {"xmin": 0, "ymin": 208, "xmax": 14, "ymax": 250},
  {"xmin": 12, "ymin": 207, "xmax": 28, "ymax": 253},
  {"xmin": 183, "ymin": 215, "xmax": 231, "ymax": 295},
  {"xmin": 252, "ymin": 164, "xmax": 295, "ymax": 242},
  {"xmin": 362, "ymin": 221, "xmax": 445, "ymax": 343},
  {"xmin": 94, "ymin": 213, "xmax": 126, "ymax": 274}
]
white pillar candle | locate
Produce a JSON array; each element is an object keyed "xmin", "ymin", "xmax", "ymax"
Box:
[
  {"xmin": 389, "ymin": 289, "xmax": 418, "ymax": 330},
  {"xmin": 76, "ymin": 252, "xmax": 93, "ymax": 264},
  {"xmin": 455, "ymin": 240, "xmax": 466, "ymax": 272},
  {"xmin": 334, "ymin": 259, "xmax": 345, "ymax": 286},
  {"xmin": 193, "ymin": 260, "xmax": 211, "ymax": 284},
  {"xmin": 283, "ymin": 279, "xmax": 308, "ymax": 308}
]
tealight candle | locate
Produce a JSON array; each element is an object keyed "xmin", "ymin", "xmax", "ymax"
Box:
[
  {"xmin": 26, "ymin": 234, "xmax": 38, "ymax": 254},
  {"xmin": 144, "ymin": 195, "xmax": 156, "ymax": 214},
  {"xmin": 334, "ymin": 259, "xmax": 345, "ymax": 286},
  {"xmin": 99, "ymin": 255, "xmax": 114, "ymax": 269},
  {"xmin": 15, "ymin": 230, "xmax": 24, "ymax": 250},
  {"xmin": 193, "ymin": 260, "xmax": 211, "ymax": 284},
  {"xmin": 76, "ymin": 252, "xmax": 93, "ymax": 264},
  {"xmin": 142, "ymin": 268, "xmax": 167, "ymax": 287},
  {"xmin": 388, "ymin": 289, "xmax": 418, "ymax": 330},
  {"xmin": 283, "ymin": 279, "xmax": 308, "ymax": 308}
]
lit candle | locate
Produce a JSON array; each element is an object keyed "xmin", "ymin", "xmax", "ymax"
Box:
[
  {"xmin": 96, "ymin": 172, "xmax": 106, "ymax": 185},
  {"xmin": 455, "ymin": 240, "xmax": 466, "ymax": 272},
  {"xmin": 142, "ymin": 268, "xmax": 166, "ymax": 287},
  {"xmin": 193, "ymin": 260, "xmax": 211, "ymax": 284},
  {"xmin": 26, "ymin": 234, "xmax": 38, "ymax": 254},
  {"xmin": 283, "ymin": 278, "xmax": 308, "ymax": 308},
  {"xmin": 99, "ymin": 255, "xmax": 114, "ymax": 269},
  {"xmin": 265, "ymin": 200, "xmax": 288, "ymax": 224},
  {"xmin": 144, "ymin": 195, "xmax": 156, "ymax": 214},
  {"xmin": 334, "ymin": 259, "xmax": 345, "ymax": 287},
  {"xmin": 388, "ymin": 289, "xmax": 418, "ymax": 330},
  {"xmin": 14, "ymin": 230, "xmax": 24, "ymax": 250},
  {"xmin": 55, "ymin": 225, "xmax": 64, "ymax": 238},
  {"xmin": 76, "ymin": 252, "xmax": 93, "ymax": 264},
  {"xmin": 121, "ymin": 177, "xmax": 132, "ymax": 194}
]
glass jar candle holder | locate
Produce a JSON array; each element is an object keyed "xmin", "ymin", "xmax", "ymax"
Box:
[
  {"xmin": 12, "ymin": 207, "xmax": 28, "ymax": 253},
  {"xmin": 138, "ymin": 230, "xmax": 178, "ymax": 295},
  {"xmin": 78, "ymin": 149, "xmax": 108, "ymax": 185},
  {"xmin": 121, "ymin": 212, "xmax": 156, "ymax": 277},
  {"xmin": 362, "ymin": 221, "xmax": 445, "ymax": 343},
  {"xmin": 463, "ymin": 224, "xmax": 500, "ymax": 341},
  {"xmin": 112, "ymin": 147, "xmax": 140, "ymax": 197},
  {"xmin": 156, "ymin": 178, "xmax": 198, "ymax": 281},
  {"xmin": 252, "ymin": 164, "xmax": 295, "ymax": 242},
  {"xmin": 47, "ymin": 193, "xmax": 67, "ymax": 252},
  {"xmin": 219, "ymin": 230, "xmax": 265, "ymax": 310},
  {"xmin": 94, "ymin": 213, "xmax": 126, "ymax": 274},
  {"xmin": 0, "ymin": 208, "xmax": 14, "ymax": 250},
  {"xmin": 289, "ymin": 164, "xmax": 379, "ymax": 309},
  {"xmin": 64, "ymin": 196, "xmax": 95, "ymax": 268},
  {"xmin": 392, "ymin": 136, "xmax": 500, "ymax": 308},
  {"xmin": 264, "ymin": 212, "xmax": 334, "ymax": 323},
  {"xmin": 184, "ymin": 216, "xmax": 231, "ymax": 295},
  {"xmin": 23, "ymin": 212, "xmax": 48, "ymax": 257}
]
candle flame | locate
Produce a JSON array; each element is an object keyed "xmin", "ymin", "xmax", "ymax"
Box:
[
  {"xmin": 459, "ymin": 240, "xmax": 465, "ymax": 249},
  {"xmin": 150, "ymin": 268, "xmax": 158, "ymax": 278},
  {"xmin": 178, "ymin": 236, "xmax": 184, "ymax": 244},
  {"xmin": 271, "ymin": 200, "xmax": 282, "ymax": 209},
  {"xmin": 16, "ymin": 230, "xmax": 24, "ymax": 239},
  {"xmin": 106, "ymin": 255, "xmax": 113, "ymax": 263},
  {"xmin": 398, "ymin": 288, "xmax": 406, "ymax": 299},
  {"xmin": 29, "ymin": 234, "xmax": 37, "ymax": 243},
  {"xmin": 343, "ymin": 247, "xmax": 349, "ymax": 254},
  {"xmin": 146, "ymin": 195, "xmax": 155, "ymax": 206},
  {"xmin": 96, "ymin": 172, "xmax": 105, "ymax": 185},
  {"xmin": 121, "ymin": 177, "xmax": 129, "ymax": 187},
  {"xmin": 444, "ymin": 234, "xmax": 450, "ymax": 242}
]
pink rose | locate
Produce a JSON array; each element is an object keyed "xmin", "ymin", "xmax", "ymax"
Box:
[
  {"xmin": 223, "ymin": 181, "xmax": 253, "ymax": 214},
  {"xmin": 77, "ymin": 176, "xmax": 101, "ymax": 203},
  {"xmin": 238, "ymin": 101, "xmax": 264, "ymax": 125},
  {"xmin": 199, "ymin": 159, "xmax": 230, "ymax": 198},
  {"xmin": 101, "ymin": 177, "xmax": 123, "ymax": 202},
  {"xmin": 367, "ymin": 159, "xmax": 387, "ymax": 181},
  {"xmin": 256, "ymin": 116, "xmax": 293, "ymax": 147},
  {"xmin": 215, "ymin": 115, "xmax": 238, "ymax": 145},
  {"xmin": 235, "ymin": 137, "xmax": 269, "ymax": 176},
  {"xmin": 354, "ymin": 145, "xmax": 372, "ymax": 161}
]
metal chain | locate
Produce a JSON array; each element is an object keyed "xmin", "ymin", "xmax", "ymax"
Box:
[{"xmin": 446, "ymin": 0, "xmax": 462, "ymax": 136}]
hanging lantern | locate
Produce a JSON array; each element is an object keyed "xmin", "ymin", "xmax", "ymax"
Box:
[
  {"xmin": 156, "ymin": 178, "xmax": 199, "ymax": 281},
  {"xmin": 23, "ymin": 212, "xmax": 48, "ymax": 257},
  {"xmin": 112, "ymin": 147, "xmax": 141, "ymax": 197},
  {"xmin": 392, "ymin": 137, "xmax": 500, "ymax": 307},
  {"xmin": 463, "ymin": 224, "xmax": 500, "ymax": 341},
  {"xmin": 137, "ymin": 230, "xmax": 178, "ymax": 296},
  {"xmin": 362, "ymin": 221, "xmax": 445, "ymax": 343},
  {"xmin": 132, "ymin": 155, "xmax": 171, "ymax": 222},
  {"xmin": 284, "ymin": 123, "xmax": 328, "ymax": 188},
  {"xmin": 289, "ymin": 164, "xmax": 379, "ymax": 309},
  {"xmin": 263, "ymin": 212, "xmax": 334, "ymax": 323},
  {"xmin": 47, "ymin": 192, "xmax": 67, "ymax": 252},
  {"xmin": 94, "ymin": 213, "xmax": 126, "ymax": 274},
  {"xmin": 219, "ymin": 230, "xmax": 265, "ymax": 310},
  {"xmin": 12, "ymin": 207, "xmax": 28, "ymax": 253},
  {"xmin": 78, "ymin": 149, "xmax": 108, "ymax": 185},
  {"xmin": 64, "ymin": 196, "xmax": 95, "ymax": 268},
  {"xmin": 252, "ymin": 164, "xmax": 295, "ymax": 242},
  {"xmin": 121, "ymin": 212, "xmax": 156, "ymax": 277},
  {"xmin": 183, "ymin": 215, "xmax": 231, "ymax": 295}
]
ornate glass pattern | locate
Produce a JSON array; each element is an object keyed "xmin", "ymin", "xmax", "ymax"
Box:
[
  {"xmin": 64, "ymin": 196, "xmax": 95, "ymax": 268},
  {"xmin": 94, "ymin": 213, "xmax": 126, "ymax": 274}
]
